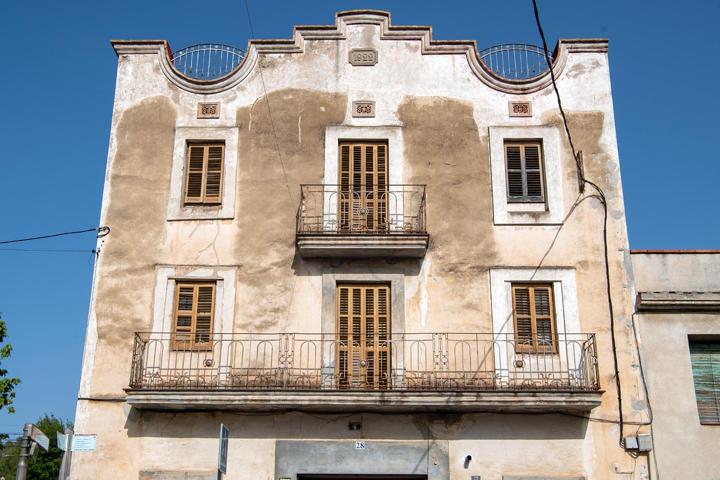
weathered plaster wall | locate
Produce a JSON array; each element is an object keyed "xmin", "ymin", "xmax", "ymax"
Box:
[
  {"xmin": 73, "ymin": 12, "xmax": 647, "ymax": 480},
  {"xmin": 631, "ymin": 252, "xmax": 720, "ymax": 479}
]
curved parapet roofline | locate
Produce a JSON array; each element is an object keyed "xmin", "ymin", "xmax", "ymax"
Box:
[{"xmin": 111, "ymin": 10, "xmax": 608, "ymax": 95}]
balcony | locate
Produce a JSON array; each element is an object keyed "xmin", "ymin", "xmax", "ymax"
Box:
[
  {"xmin": 126, "ymin": 332, "xmax": 601, "ymax": 412},
  {"xmin": 295, "ymin": 184, "xmax": 429, "ymax": 258}
]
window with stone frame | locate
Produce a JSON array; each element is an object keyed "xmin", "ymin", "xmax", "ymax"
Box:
[{"xmin": 504, "ymin": 141, "xmax": 546, "ymax": 203}]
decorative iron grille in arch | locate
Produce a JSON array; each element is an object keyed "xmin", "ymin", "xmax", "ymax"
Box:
[
  {"xmin": 479, "ymin": 44, "xmax": 552, "ymax": 81},
  {"xmin": 170, "ymin": 44, "xmax": 245, "ymax": 81}
]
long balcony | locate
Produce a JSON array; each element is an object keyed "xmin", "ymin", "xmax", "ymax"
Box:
[
  {"xmin": 126, "ymin": 332, "xmax": 601, "ymax": 412},
  {"xmin": 295, "ymin": 184, "xmax": 429, "ymax": 258}
]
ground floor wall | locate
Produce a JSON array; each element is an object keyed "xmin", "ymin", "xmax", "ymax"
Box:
[{"xmin": 70, "ymin": 401, "xmax": 652, "ymax": 480}]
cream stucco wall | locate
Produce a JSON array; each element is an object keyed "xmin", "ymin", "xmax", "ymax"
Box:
[
  {"xmin": 72, "ymin": 11, "xmax": 650, "ymax": 480},
  {"xmin": 631, "ymin": 252, "xmax": 720, "ymax": 479}
]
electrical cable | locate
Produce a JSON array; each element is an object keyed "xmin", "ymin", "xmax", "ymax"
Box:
[
  {"xmin": 0, "ymin": 248, "xmax": 95, "ymax": 253},
  {"xmin": 0, "ymin": 227, "xmax": 103, "ymax": 245},
  {"xmin": 531, "ymin": 0, "xmax": 626, "ymax": 447},
  {"xmin": 244, "ymin": 0, "xmax": 294, "ymax": 204}
]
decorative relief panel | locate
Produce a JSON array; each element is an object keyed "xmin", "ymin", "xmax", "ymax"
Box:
[
  {"xmin": 508, "ymin": 101, "xmax": 532, "ymax": 117},
  {"xmin": 352, "ymin": 101, "xmax": 375, "ymax": 118},
  {"xmin": 349, "ymin": 49, "xmax": 378, "ymax": 66},
  {"xmin": 197, "ymin": 102, "xmax": 220, "ymax": 119}
]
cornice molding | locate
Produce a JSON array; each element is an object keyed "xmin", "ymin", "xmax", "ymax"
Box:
[
  {"xmin": 111, "ymin": 10, "xmax": 609, "ymax": 95},
  {"xmin": 636, "ymin": 291, "xmax": 720, "ymax": 312}
]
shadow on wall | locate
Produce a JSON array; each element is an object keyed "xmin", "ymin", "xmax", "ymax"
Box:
[{"xmin": 124, "ymin": 410, "xmax": 588, "ymax": 441}]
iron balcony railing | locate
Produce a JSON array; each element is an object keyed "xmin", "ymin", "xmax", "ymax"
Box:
[
  {"xmin": 169, "ymin": 43, "xmax": 245, "ymax": 81},
  {"xmin": 479, "ymin": 44, "xmax": 552, "ymax": 81},
  {"xmin": 129, "ymin": 332, "xmax": 599, "ymax": 392},
  {"xmin": 297, "ymin": 184, "xmax": 427, "ymax": 235}
]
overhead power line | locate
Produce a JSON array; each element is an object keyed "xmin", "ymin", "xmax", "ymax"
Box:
[
  {"xmin": 0, "ymin": 226, "xmax": 109, "ymax": 245},
  {"xmin": 530, "ymin": 0, "xmax": 629, "ymax": 449}
]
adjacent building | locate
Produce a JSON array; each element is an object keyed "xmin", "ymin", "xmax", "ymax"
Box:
[
  {"xmin": 631, "ymin": 251, "xmax": 720, "ymax": 479},
  {"xmin": 72, "ymin": 10, "xmax": 662, "ymax": 480}
]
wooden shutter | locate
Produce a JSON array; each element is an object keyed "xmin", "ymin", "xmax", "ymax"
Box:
[
  {"xmin": 338, "ymin": 141, "xmax": 388, "ymax": 232},
  {"xmin": 512, "ymin": 283, "xmax": 557, "ymax": 353},
  {"xmin": 336, "ymin": 284, "xmax": 391, "ymax": 388},
  {"xmin": 172, "ymin": 281, "xmax": 216, "ymax": 350},
  {"xmin": 184, "ymin": 143, "xmax": 224, "ymax": 205},
  {"xmin": 690, "ymin": 341, "xmax": 720, "ymax": 424},
  {"xmin": 505, "ymin": 142, "xmax": 545, "ymax": 202}
]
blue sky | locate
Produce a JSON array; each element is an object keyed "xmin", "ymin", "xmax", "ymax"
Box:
[{"xmin": 0, "ymin": 0, "xmax": 718, "ymax": 430}]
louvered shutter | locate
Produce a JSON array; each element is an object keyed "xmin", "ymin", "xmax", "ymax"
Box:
[
  {"xmin": 512, "ymin": 286, "xmax": 534, "ymax": 348},
  {"xmin": 506, "ymin": 144, "xmax": 525, "ymax": 199},
  {"xmin": 690, "ymin": 342, "xmax": 720, "ymax": 424},
  {"xmin": 172, "ymin": 282, "xmax": 216, "ymax": 350},
  {"xmin": 204, "ymin": 145, "xmax": 224, "ymax": 203},
  {"xmin": 533, "ymin": 286, "xmax": 554, "ymax": 349},
  {"xmin": 336, "ymin": 284, "xmax": 391, "ymax": 388},
  {"xmin": 337, "ymin": 142, "xmax": 389, "ymax": 232},
  {"xmin": 505, "ymin": 142, "xmax": 545, "ymax": 202},
  {"xmin": 512, "ymin": 283, "xmax": 557, "ymax": 353},
  {"xmin": 185, "ymin": 145, "xmax": 206, "ymax": 203},
  {"xmin": 184, "ymin": 143, "xmax": 224, "ymax": 205}
]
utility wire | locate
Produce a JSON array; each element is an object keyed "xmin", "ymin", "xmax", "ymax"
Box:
[
  {"xmin": 531, "ymin": 0, "xmax": 626, "ymax": 447},
  {"xmin": 0, "ymin": 248, "xmax": 94, "ymax": 254},
  {"xmin": 244, "ymin": 0, "xmax": 294, "ymax": 204},
  {"xmin": 0, "ymin": 227, "xmax": 104, "ymax": 245}
]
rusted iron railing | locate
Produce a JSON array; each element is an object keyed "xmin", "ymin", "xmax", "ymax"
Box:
[
  {"xmin": 169, "ymin": 44, "xmax": 244, "ymax": 80},
  {"xmin": 129, "ymin": 332, "xmax": 599, "ymax": 392},
  {"xmin": 479, "ymin": 44, "xmax": 551, "ymax": 80},
  {"xmin": 297, "ymin": 184, "xmax": 427, "ymax": 235}
]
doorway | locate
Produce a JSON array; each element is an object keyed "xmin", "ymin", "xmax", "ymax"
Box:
[
  {"xmin": 338, "ymin": 141, "xmax": 389, "ymax": 232},
  {"xmin": 336, "ymin": 283, "xmax": 391, "ymax": 388}
]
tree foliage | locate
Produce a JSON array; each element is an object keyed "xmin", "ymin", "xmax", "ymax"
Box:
[
  {"xmin": 0, "ymin": 414, "xmax": 72, "ymax": 480},
  {"xmin": 0, "ymin": 314, "xmax": 20, "ymax": 414}
]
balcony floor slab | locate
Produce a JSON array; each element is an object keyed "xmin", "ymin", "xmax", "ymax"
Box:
[
  {"xmin": 125, "ymin": 389, "xmax": 603, "ymax": 413},
  {"xmin": 296, "ymin": 234, "xmax": 429, "ymax": 258}
]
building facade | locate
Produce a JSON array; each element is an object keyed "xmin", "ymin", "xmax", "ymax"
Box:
[
  {"xmin": 631, "ymin": 251, "xmax": 720, "ymax": 479},
  {"xmin": 72, "ymin": 10, "xmax": 655, "ymax": 480}
]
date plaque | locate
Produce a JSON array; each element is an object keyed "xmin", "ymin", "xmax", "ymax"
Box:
[{"xmin": 349, "ymin": 49, "xmax": 378, "ymax": 66}]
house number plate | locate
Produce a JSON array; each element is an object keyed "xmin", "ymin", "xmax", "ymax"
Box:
[
  {"xmin": 352, "ymin": 101, "xmax": 375, "ymax": 118},
  {"xmin": 355, "ymin": 441, "xmax": 366, "ymax": 450}
]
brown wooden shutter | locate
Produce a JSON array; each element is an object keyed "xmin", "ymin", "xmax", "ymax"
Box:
[
  {"xmin": 336, "ymin": 284, "xmax": 391, "ymax": 388},
  {"xmin": 512, "ymin": 283, "xmax": 557, "ymax": 353},
  {"xmin": 172, "ymin": 281, "xmax": 216, "ymax": 350},
  {"xmin": 505, "ymin": 142, "xmax": 545, "ymax": 202},
  {"xmin": 690, "ymin": 341, "xmax": 720, "ymax": 424},
  {"xmin": 338, "ymin": 141, "xmax": 389, "ymax": 232},
  {"xmin": 184, "ymin": 143, "xmax": 224, "ymax": 205}
]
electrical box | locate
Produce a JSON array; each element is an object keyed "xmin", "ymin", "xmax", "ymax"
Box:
[
  {"xmin": 623, "ymin": 436, "xmax": 639, "ymax": 450},
  {"xmin": 637, "ymin": 433, "xmax": 653, "ymax": 452}
]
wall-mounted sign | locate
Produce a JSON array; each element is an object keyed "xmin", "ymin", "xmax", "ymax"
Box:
[
  {"xmin": 349, "ymin": 49, "xmax": 378, "ymax": 66},
  {"xmin": 218, "ymin": 424, "xmax": 229, "ymax": 474},
  {"xmin": 197, "ymin": 102, "xmax": 220, "ymax": 119},
  {"xmin": 508, "ymin": 101, "xmax": 532, "ymax": 117},
  {"xmin": 352, "ymin": 101, "xmax": 375, "ymax": 118},
  {"xmin": 355, "ymin": 441, "xmax": 366, "ymax": 450},
  {"xmin": 71, "ymin": 434, "xmax": 97, "ymax": 452}
]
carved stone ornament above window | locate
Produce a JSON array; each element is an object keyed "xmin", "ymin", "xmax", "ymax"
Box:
[
  {"xmin": 197, "ymin": 102, "xmax": 220, "ymax": 119},
  {"xmin": 352, "ymin": 101, "xmax": 375, "ymax": 118},
  {"xmin": 508, "ymin": 101, "xmax": 532, "ymax": 117}
]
